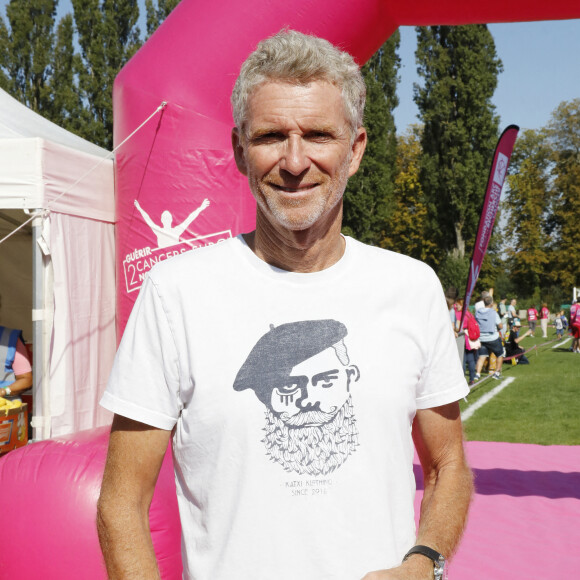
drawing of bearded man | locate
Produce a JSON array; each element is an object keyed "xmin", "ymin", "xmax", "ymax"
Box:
[{"xmin": 234, "ymin": 320, "xmax": 360, "ymax": 476}]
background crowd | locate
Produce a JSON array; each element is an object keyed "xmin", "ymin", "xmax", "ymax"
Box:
[{"xmin": 446, "ymin": 289, "xmax": 580, "ymax": 386}]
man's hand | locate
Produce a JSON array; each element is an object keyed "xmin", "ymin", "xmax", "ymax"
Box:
[{"xmin": 361, "ymin": 555, "xmax": 434, "ymax": 579}]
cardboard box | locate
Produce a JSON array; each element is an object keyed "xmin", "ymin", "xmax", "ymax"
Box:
[{"xmin": 0, "ymin": 402, "xmax": 28, "ymax": 455}]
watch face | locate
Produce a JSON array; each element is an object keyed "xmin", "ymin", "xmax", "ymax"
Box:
[{"xmin": 434, "ymin": 555, "xmax": 447, "ymax": 580}]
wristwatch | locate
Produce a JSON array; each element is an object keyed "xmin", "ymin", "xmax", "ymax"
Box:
[{"xmin": 403, "ymin": 545, "xmax": 447, "ymax": 580}]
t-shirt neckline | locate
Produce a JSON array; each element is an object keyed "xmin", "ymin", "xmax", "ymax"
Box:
[{"xmin": 234, "ymin": 233, "xmax": 354, "ymax": 284}]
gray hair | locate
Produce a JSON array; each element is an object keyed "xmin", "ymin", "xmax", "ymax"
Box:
[{"xmin": 231, "ymin": 30, "xmax": 366, "ymax": 135}]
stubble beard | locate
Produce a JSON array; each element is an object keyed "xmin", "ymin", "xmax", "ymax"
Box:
[
  {"xmin": 262, "ymin": 396, "xmax": 359, "ymax": 476},
  {"xmin": 249, "ymin": 155, "xmax": 352, "ymax": 232}
]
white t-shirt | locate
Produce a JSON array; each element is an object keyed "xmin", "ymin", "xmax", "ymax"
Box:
[{"xmin": 101, "ymin": 235, "xmax": 468, "ymax": 580}]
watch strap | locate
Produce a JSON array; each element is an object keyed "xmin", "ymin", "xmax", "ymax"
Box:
[{"xmin": 403, "ymin": 545, "xmax": 446, "ymax": 579}]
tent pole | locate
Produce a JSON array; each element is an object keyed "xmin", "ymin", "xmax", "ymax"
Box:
[{"xmin": 31, "ymin": 211, "xmax": 48, "ymax": 441}]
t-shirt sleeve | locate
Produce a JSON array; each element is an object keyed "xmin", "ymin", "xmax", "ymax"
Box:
[
  {"xmin": 100, "ymin": 276, "xmax": 182, "ymax": 430},
  {"xmin": 12, "ymin": 339, "xmax": 32, "ymax": 375},
  {"xmin": 415, "ymin": 269, "xmax": 469, "ymax": 409}
]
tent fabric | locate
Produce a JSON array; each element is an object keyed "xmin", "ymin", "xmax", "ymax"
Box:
[
  {"xmin": 0, "ymin": 88, "xmax": 116, "ymax": 438},
  {"xmin": 48, "ymin": 212, "xmax": 115, "ymax": 436},
  {"xmin": 0, "ymin": 137, "xmax": 114, "ymax": 222},
  {"xmin": 0, "ymin": 89, "xmax": 110, "ymax": 159}
]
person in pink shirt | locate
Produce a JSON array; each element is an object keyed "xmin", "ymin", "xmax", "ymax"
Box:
[
  {"xmin": 570, "ymin": 299, "xmax": 580, "ymax": 353},
  {"xmin": 570, "ymin": 299, "xmax": 579, "ymax": 325},
  {"xmin": 527, "ymin": 305, "xmax": 539, "ymax": 337},
  {"xmin": 540, "ymin": 303, "xmax": 550, "ymax": 338}
]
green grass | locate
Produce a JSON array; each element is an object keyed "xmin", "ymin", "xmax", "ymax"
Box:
[{"xmin": 459, "ymin": 334, "xmax": 580, "ymax": 445}]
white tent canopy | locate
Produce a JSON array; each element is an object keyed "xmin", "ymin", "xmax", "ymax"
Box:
[{"xmin": 0, "ymin": 88, "xmax": 115, "ymax": 439}]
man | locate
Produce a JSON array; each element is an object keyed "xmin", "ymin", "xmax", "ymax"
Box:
[
  {"xmin": 505, "ymin": 320, "xmax": 531, "ymax": 364},
  {"xmin": 98, "ymin": 31, "xmax": 472, "ymax": 580},
  {"xmin": 474, "ymin": 290, "xmax": 489, "ymax": 312},
  {"xmin": 475, "ymin": 295, "xmax": 504, "ymax": 380},
  {"xmin": 499, "ymin": 296, "xmax": 508, "ymax": 329},
  {"xmin": 507, "ymin": 298, "xmax": 517, "ymax": 326}
]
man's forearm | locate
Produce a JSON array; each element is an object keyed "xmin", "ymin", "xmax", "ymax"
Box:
[
  {"xmin": 97, "ymin": 498, "xmax": 161, "ymax": 580},
  {"xmin": 97, "ymin": 416, "xmax": 170, "ymax": 580},
  {"xmin": 415, "ymin": 455, "xmax": 473, "ymax": 559}
]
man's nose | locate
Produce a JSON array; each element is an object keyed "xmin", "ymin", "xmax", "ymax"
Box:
[
  {"xmin": 279, "ymin": 136, "xmax": 311, "ymax": 175},
  {"xmin": 297, "ymin": 386, "xmax": 320, "ymax": 409}
]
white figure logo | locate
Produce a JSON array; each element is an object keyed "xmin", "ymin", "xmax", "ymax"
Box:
[{"xmin": 134, "ymin": 198, "xmax": 210, "ymax": 249}]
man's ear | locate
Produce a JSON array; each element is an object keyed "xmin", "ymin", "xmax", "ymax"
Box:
[
  {"xmin": 347, "ymin": 127, "xmax": 367, "ymax": 178},
  {"xmin": 346, "ymin": 365, "xmax": 360, "ymax": 387},
  {"xmin": 232, "ymin": 128, "xmax": 248, "ymax": 176}
]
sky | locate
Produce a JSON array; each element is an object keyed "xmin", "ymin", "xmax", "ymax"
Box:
[
  {"xmin": 395, "ymin": 20, "xmax": 580, "ymax": 134},
  {"xmin": 1, "ymin": 1, "xmax": 579, "ymax": 135}
]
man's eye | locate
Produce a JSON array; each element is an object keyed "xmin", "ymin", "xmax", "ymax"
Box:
[
  {"xmin": 306, "ymin": 131, "xmax": 332, "ymax": 142},
  {"xmin": 253, "ymin": 133, "xmax": 284, "ymax": 143},
  {"xmin": 320, "ymin": 381, "xmax": 334, "ymax": 389},
  {"xmin": 280, "ymin": 384, "xmax": 299, "ymax": 392}
]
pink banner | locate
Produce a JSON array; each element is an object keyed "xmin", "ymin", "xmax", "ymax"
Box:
[{"xmin": 461, "ymin": 125, "xmax": 519, "ymax": 325}]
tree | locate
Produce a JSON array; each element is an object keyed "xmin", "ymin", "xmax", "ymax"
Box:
[
  {"xmin": 342, "ymin": 31, "xmax": 400, "ymax": 246},
  {"xmin": 45, "ymin": 13, "xmax": 84, "ymax": 133},
  {"xmin": 0, "ymin": 14, "xmax": 11, "ymax": 91},
  {"xmin": 145, "ymin": 0, "xmax": 180, "ymax": 38},
  {"xmin": 72, "ymin": 0, "xmax": 142, "ymax": 149},
  {"xmin": 381, "ymin": 125, "xmax": 439, "ymax": 263},
  {"xmin": 546, "ymin": 99, "xmax": 580, "ymax": 291},
  {"xmin": 503, "ymin": 129, "xmax": 553, "ymax": 297},
  {"xmin": 414, "ymin": 25, "xmax": 502, "ymax": 261},
  {"xmin": 0, "ymin": 0, "xmax": 58, "ymax": 114}
]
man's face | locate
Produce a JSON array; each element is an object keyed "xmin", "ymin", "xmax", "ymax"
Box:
[
  {"xmin": 232, "ymin": 80, "xmax": 366, "ymax": 232},
  {"xmin": 269, "ymin": 347, "xmax": 357, "ymax": 424}
]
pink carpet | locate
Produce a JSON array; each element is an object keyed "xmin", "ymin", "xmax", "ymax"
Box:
[{"xmin": 414, "ymin": 441, "xmax": 579, "ymax": 578}]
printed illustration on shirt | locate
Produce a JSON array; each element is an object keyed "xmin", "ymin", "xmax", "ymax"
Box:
[{"xmin": 233, "ymin": 319, "xmax": 360, "ymax": 476}]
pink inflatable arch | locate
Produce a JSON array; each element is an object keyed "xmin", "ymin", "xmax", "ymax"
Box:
[
  {"xmin": 0, "ymin": 427, "xmax": 181, "ymax": 579},
  {"xmin": 114, "ymin": 0, "xmax": 580, "ymax": 335},
  {"xmin": 1, "ymin": 2, "xmax": 580, "ymax": 580}
]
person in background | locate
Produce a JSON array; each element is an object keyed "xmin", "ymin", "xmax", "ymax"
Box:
[
  {"xmin": 554, "ymin": 311, "xmax": 565, "ymax": 339},
  {"xmin": 505, "ymin": 320, "xmax": 531, "ymax": 364},
  {"xmin": 458, "ymin": 299, "xmax": 480, "ymax": 386},
  {"xmin": 475, "ymin": 295, "xmax": 504, "ymax": 380},
  {"xmin": 527, "ymin": 305, "xmax": 538, "ymax": 337},
  {"xmin": 507, "ymin": 298, "xmax": 517, "ymax": 326},
  {"xmin": 570, "ymin": 302, "xmax": 580, "ymax": 353},
  {"xmin": 499, "ymin": 296, "xmax": 508, "ymax": 330},
  {"xmin": 474, "ymin": 291, "xmax": 489, "ymax": 312},
  {"xmin": 445, "ymin": 286, "xmax": 460, "ymax": 334},
  {"xmin": 540, "ymin": 302, "xmax": 550, "ymax": 339},
  {"xmin": 0, "ymin": 326, "xmax": 32, "ymax": 400}
]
